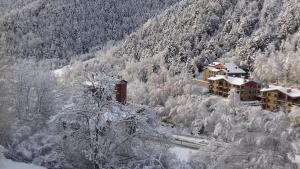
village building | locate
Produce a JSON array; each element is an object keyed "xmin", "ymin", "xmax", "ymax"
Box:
[
  {"xmin": 261, "ymin": 85, "xmax": 300, "ymax": 112},
  {"xmin": 208, "ymin": 75, "xmax": 260, "ymax": 101},
  {"xmin": 203, "ymin": 66, "xmax": 226, "ymax": 81},
  {"xmin": 203, "ymin": 62, "xmax": 247, "ymax": 81}
]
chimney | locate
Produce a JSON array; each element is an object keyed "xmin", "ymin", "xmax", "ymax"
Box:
[{"xmin": 287, "ymin": 88, "xmax": 292, "ymax": 93}]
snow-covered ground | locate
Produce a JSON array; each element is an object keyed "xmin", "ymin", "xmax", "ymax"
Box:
[
  {"xmin": 0, "ymin": 158, "xmax": 46, "ymax": 169},
  {"xmin": 169, "ymin": 146, "xmax": 198, "ymax": 161},
  {"xmin": 53, "ymin": 65, "xmax": 71, "ymax": 78},
  {"xmin": 291, "ymin": 155, "xmax": 300, "ymax": 169},
  {"xmin": 292, "ymin": 141, "xmax": 300, "ymax": 168}
]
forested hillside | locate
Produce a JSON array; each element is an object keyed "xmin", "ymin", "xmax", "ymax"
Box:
[
  {"xmin": 112, "ymin": 0, "xmax": 300, "ymax": 73},
  {"xmin": 83, "ymin": 0, "xmax": 300, "ymax": 116},
  {"xmin": 1, "ymin": 0, "xmax": 300, "ymax": 169},
  {"xmin": 0, "ymin": 0, "xmax": 178, "ymax": 62},
  {"xmin": 0, "ymin": 0, "xmax": 36, "ymax": 15}
]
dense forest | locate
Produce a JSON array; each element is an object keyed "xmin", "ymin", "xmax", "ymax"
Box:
[
  {"xmin": 0, "ymin": 0, "xmax": 178, "ymax": 62},
  {"xmin": 112, "ymin": 0, "xmax": 300, "ymax": 81}
]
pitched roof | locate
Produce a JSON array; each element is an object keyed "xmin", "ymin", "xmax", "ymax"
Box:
[
  {"xmin": 208, "ymin": 75, "xmax": 248, "ymax": 86},
  {"xmin": 224, "ymin": 62, "xmax": 246, "ymax": 74},
  {"xmin": 261, "ymin": 85, "xmax": 300, "ymax": 98}
]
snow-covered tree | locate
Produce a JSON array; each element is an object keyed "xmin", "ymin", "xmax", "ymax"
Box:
[
  {"xmin": 227, "ymin": 88, "xmax": 241, "ymax": 113},
  {"xmin": 254, "ymin": 32, "xmax": 300, "ymax": 86},
  {"xmin": 0, "ymin": 0, "xmax": 179, "ymax": 62},
  {"xmin": 2, "ymin": 60, "xmax": 64, "ymax": 166},
  {"xmin": 289, "ymin": 106, "xmax": 300, "ymax": 127},
  {"xmin": 48, "ymin": 63, "xmax": 169, "ymax": 169},
  {"xmin": 188, "ymin": 99, "xmax": 296, "ymax": 169}
]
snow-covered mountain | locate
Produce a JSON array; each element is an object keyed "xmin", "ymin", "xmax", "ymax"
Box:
[
  {"xmin": 112, "ymin": 0, "xmax": 300, "ymax": 71},
  {"xmin": 0, "ymin": 0, "xmax": 179, "ymax": 61},
  {"xmin": 1, "ymin": 1, "xmax": 300, "ymax": 169}
]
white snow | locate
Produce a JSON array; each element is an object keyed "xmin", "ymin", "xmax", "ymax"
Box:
[
  {"xmin": 169, "ymin": 146, "xmax": 198, "ymax": 162},
  {"xmin": 208, "ymin": 62, "xmax": 222, "ymax": 67},
  {"xmin": 291, "ymin": 142, "xmax": 300, "ymax": 168},
  {"xmin": 208, "ymin": 75, "xmax": 224, "ymax": 80},
  {"xmin": 224, "ymin": 62, "xmax": 246, "ymax": 74},
  {"xmin": 206, "ymin": 62, "xmax": 246, "ymax": 74},
  {"xmin": 293, "ymin": 155, "xmax": 300, "ymax": 169},
  {"xmin": 53, "ymin": 65, "xmax": 71, "ymax": 78},
  {"xmin": 0, "ymin": 158, "xmax": 46, "ymax": 169},
  {"xmin": 226, "ymin": 76, "xmax": 246, "ymax": 86}
]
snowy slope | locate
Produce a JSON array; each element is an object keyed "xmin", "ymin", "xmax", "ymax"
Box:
[
  {"xmin": 0, "ymin": 158, "xmax": 46, "ymax": 169},
  {"xmin": 0, "ymin": 0, "xmax": 179, "ymax": 61},
  {"xmin": 169, "ymin": 147, "xmax": 197, "ymax": 162},
  {"xmin": 112, "ymin": 0, "xmax": 300, "ymax": 70}
]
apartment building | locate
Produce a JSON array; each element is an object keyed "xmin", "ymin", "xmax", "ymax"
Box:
[
  {"xmin": 261, "ymin": 85, "xmax": 300, "ymax": 112},
  {"xmin": 208, "ymin": 75, "xmax": 260, "ymax": 101}
]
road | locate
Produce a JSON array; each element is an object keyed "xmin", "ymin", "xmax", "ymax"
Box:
[
  {"xmin": 146, "ymin": 134, "xmax": 300, "ymax": 168},
  {"xmin": 171, "ymin": 134, "xmax": 210, "ymax": 149}
]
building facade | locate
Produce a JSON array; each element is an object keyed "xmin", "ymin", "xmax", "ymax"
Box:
[
  {"xmin": 203, "ymin": 67, "xmax": 226, "ymax": 81},
  {"xmin": 261, "ymin": 85, "xmax": 300, "ymax": 112},
  {"xmin": 208, "ymin": 75, "xmax": 260, "ymax": 101}
]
